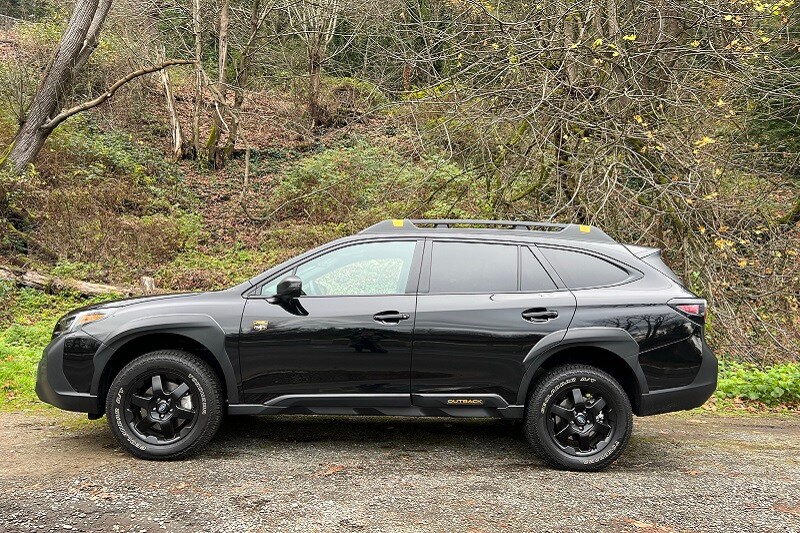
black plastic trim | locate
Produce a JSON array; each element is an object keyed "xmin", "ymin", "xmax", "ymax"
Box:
[{"xmin": 637, "ymin": 343, "xmax": 718, "ymax": 416}]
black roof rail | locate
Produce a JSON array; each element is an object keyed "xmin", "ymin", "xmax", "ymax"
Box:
[{"xmin": 360, "ymin": 219, "xmax": 615, "ymax": 242}]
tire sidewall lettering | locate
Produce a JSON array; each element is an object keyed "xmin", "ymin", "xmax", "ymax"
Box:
[
  {"xmin": 540, "ymin": 377, "xmax": 577, "ymax": 414},
  {"xmin": 188, "ymin": 372, "xmax": 208, "ymax": 415},
  {"xmin": 582, "ymin": 440, "xmax": 620, "ymax": 465},
  {"xmin": 113, "ymin": 389, "xmax": 147, "ymax": 451}
]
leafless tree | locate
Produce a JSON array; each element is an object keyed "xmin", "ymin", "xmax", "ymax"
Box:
[{"xmin": 287, "ymin": 0, "xmax": 342, "ymax": 128}]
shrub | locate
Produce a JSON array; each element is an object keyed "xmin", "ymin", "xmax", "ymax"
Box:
[
  {"xmin": 716, "ymin": 361, "xmax": 800, "ymax": 405},
  {"xmin": 266, "ymin": 140, "xmax": 479, "ymax": 227}
]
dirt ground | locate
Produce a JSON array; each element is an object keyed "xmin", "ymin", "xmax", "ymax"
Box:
[{"xmin": 0, "ymin": 411, "xmax": 799, "ymax": 532}]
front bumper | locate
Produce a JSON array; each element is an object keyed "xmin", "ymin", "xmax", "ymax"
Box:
[
  {"xmin": 636, "ymin": 343, "xmax": 718, "ymax": 416},
  {"xmin": 35, "ymin": 334, "xmax": 102, "ymax": 415}
]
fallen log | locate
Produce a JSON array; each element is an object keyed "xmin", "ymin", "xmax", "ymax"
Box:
[{"xmin": 0, "ymin": 264, "xmax": 133, "ymax": 297}]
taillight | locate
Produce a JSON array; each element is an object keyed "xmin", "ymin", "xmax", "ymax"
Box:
[{"xmin": 669, "ymin": 301, "xmax": 706, "ymax": 317}]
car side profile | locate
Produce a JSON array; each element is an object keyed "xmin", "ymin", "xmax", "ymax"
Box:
[{"xmin": 36, "ymin": 219, "xmax": 717, "ymax": 471}]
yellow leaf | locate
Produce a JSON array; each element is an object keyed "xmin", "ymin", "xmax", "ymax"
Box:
[
  {"xmin": 694, "ymin": 136, "xmax": 716, "ymax": 148},
  {"xmin": 738, "ymin": 259, "xmax": 748, "ymax": 267},
  {"xmin": 622, "ymin": 34, "xmax": 637, "ymax": 41}
]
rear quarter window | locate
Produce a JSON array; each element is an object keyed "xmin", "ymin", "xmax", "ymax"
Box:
[{"xmin": 539, "ymin": 247, "xmax": 630, "ymax": 288}]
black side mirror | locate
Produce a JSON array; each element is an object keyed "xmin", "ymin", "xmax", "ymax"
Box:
[{"xmin": 268, "ymin": 275, "xmax": 302, "ymax": 303}]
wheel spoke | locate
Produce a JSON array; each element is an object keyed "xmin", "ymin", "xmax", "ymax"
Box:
[
  {"xmin": 550, "ymin": 405, "xmax": 573, "ymax": 420},
  {"xmin": 130, "ymin": 394, "xmax": 150, "ymax": 409},
  {"xmin": 159, "ymin": 420, "xmax": 176, "ymax": 439},
  {"xmin": 554, "ymin": 423, "xmax": 573, "ymax": 439},
  {"xmin": 135, "ymin": 418, "xmax": 152, "ymax": 433},
  {"xmin": 595, "ymin": 422, "xmax": 613, "ymax": 436},
  {"xmin": 577, "ymin": 431, "xmax": 591, "ymax": 451},
  {"xmin": 151, "ymin": 375, "xmax": 164, "ymax": 396},
  {"xmin": 173, "ymin": 406, "xmax": 195, "ymax": 420},
  {"xmin": 588, "ymin": 397, "xmax": 606, "ymax": 415},
  {"xmin": 170, "ymin": 382, "xmax": 190, "ymax": 400},
  {"xmin": 571, "ymin": 388, "xmax": 585, "ymax": 410}
]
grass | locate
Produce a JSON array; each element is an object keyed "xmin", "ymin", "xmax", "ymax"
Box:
[
  {"xmin": 1, "ymin": 282, "xmax": 797, "ymax": 413},
  {"xmin": 0, "ymin": 282, "xmax": 112, "ymax": 410}
]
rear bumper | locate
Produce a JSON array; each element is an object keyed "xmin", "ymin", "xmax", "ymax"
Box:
[
  {"xmin": 636, "ymin": 343, "xmax": 717, "ymax": 416},
  {"xmin": 35, "ymin": 337, "xmax": 102, "ymax": 415}
]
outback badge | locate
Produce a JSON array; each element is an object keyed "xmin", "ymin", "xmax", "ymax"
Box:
[{"xmin": 447, "ymin": 398, "xmax": 484, "ymax": 405}]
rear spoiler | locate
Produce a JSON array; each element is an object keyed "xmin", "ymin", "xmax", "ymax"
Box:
[
  {"xmin": 623, "ymin": 244, "xmax": 684, "ymax": 285},
  {"xmin": 623, "ymin": 244, "xmax": 660, "ymax": 259}
]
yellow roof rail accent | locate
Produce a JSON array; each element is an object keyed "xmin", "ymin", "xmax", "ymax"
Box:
[
  {"xmin": 392, "ymin": 219, "xmax": 404, "ymax": 227},
  {"xmin": 579, "ymin": 225, "xmax": 591, "ymax": 233}
]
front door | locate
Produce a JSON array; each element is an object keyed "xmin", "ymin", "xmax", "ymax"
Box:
[
  {"xmin": 411, "ymin": 241, "xmax": 577, "ymax": 406},
  {"xmin": 239, "ymin": 240, "xmax": 422, "ymax": 406}
]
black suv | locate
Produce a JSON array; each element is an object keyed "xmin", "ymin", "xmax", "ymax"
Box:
[{"xmin": 36, "ymin": 219, "xmax": 717, "ymax": 470}]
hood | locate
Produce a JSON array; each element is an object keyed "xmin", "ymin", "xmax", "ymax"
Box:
[{"xmin": 70, "ymin": 292, "xmax": 200, "ymax": 313}]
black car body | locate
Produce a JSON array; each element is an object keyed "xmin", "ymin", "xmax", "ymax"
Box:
[{"xmin": 37, "ymin": 219, "xmax": 717, "ymax": 470}]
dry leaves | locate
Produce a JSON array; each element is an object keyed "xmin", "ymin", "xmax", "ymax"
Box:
[{"xmin": 315, "ymin": 463, "xmax": 345, "ymax": 477}]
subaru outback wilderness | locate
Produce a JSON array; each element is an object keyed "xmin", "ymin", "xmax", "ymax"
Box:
[{"xmin": 37, "ymin": 219, "xmax": 717, "ymax": 471}]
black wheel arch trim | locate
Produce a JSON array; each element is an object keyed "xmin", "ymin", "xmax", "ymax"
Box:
[
  {"xmin": 516, "ymin": 327, "xmax": 648, "ymax": 405},
  {"xmin": 90, "ymin": 314, "xmax": 239, "ymax": 406}
]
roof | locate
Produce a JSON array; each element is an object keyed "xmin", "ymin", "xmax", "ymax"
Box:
[{"xmin": 360, "ymin": 219, "xmax": 616, "ymax": 244}]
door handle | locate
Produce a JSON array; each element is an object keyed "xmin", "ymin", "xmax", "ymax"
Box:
[
  {"xmin": 373, "ymin": 311, "xmax": 410, "ymax": 324},
  {"xmin": 522, "ymin": 308, "xmax": 558, "ymax": 322}
]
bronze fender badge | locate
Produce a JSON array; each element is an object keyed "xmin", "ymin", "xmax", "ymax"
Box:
[{"xmin": 447, "ymin": 399, "xmax": 484, "ymax": 405}]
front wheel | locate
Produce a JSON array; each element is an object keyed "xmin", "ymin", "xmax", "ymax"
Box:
[
  {"xmin": 525, "ymin": 364, "xmax": 632, "ymax": 471},
  {"xmin": 105, "ymin": 350, "xmax": 223, "ymax": 460}
]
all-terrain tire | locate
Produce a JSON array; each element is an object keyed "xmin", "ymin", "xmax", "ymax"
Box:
[
  {"xmin": 525, "ymin": 364, "xmax": 633, "ymax": 471},
  {"xmin": 105, "ymin": 350, "xmax": 224, "ymax": 460}
]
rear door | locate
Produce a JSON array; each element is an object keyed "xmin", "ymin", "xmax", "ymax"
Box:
[{"xmin": 411, "ymin": 240, "xmax": 576, "ymax": 406}]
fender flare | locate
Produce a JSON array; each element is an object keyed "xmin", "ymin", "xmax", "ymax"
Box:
[
  {"xmin": 90, "ymin": 313, "xmax": 239, "ymax": 404},
  {"xmin": 515, "ymin": 327, "xmax": 648, "ymax": 405}
]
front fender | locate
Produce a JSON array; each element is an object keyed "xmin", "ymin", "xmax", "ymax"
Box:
[
  {"xmin": 515, "ymin": 327, "xmax": 648, "ymax": 405},
  {"xmin": 90, "ymin": 313, "xmax": 240, "ymax": 403}
]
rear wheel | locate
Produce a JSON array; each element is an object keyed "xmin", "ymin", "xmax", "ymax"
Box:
[
  {"xmin": 525, "ymin": 364, "xmax": 632, "ymax": 471},
  {"xmin": 105, "ymin": 350, "xmax": 223, "ymax": 460}
]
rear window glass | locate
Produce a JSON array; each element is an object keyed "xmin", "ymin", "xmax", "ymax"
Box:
[
  {"xmin": 521, "ymin": 247, "xmax": 556, "ymax": 291},
  {"xmin": 540, "ymin": 247, "xmax": 629, "ymax": 288},
  {"xmin": 429, "ymin": 242, "xmax": 517, "ymax": 293}
]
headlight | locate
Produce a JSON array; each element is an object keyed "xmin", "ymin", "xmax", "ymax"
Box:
[
  {"xmin": 74, "ymin": 312, "xmax": 107, "ymax": 327},
  {"xmin": 53, "ymin": 311, "xmax": 109, "ymax": 338}
]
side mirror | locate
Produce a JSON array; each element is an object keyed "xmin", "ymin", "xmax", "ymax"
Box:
[{"xmin": 268, "ymin": 275, "xmax": 302, "ymax": 303}]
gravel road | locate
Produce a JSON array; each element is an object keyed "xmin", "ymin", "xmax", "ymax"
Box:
[{"xmin": 1, "ymin": 411, "xmax": 799, "ymax": 532}]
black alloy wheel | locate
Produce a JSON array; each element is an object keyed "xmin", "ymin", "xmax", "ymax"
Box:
[
  {"xmin": 124, "ymin": 372, "xmax": 198, "ymax": 444},
  {"xmin": 546, "ymin": 384, "xmax": 614, "ymax": 456}
]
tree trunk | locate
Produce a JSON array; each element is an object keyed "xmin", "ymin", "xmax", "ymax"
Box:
[
  {"xmin": 160, "ymin": 47, "xmax": 186, "ymax": 161},
  {"xmin": 192, "ymin": 0, "xmax": 203, "ymax": 157},
  {"xmin": 308, "ymin": 50, "xmax": 324, "ymax": 129},
  {"xmin": 0, "ymin": 264, "xmax": 132, "ymax": 297},
  {"xmin": 225, "ymin": 0, "xmax": 267, "ymax": 158},
  {"xmin": 208, "ymin": 0, "xmax": 230, "ymax": 167},
  {"xmin": 5, "ymin": 0, "xmax": 105, "ymax": 172}
]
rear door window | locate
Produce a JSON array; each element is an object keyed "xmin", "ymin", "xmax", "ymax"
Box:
[
  {"xmin": 429, "ymin": 242, "xmax": 517, "ymax": 293},
  {"xmin": 521, "ymin": 247, "xmax": 557, "ymax": 291},
  {"xmin": 539, "ymin": 247, "xmax": 629, "ymax": 288}
]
